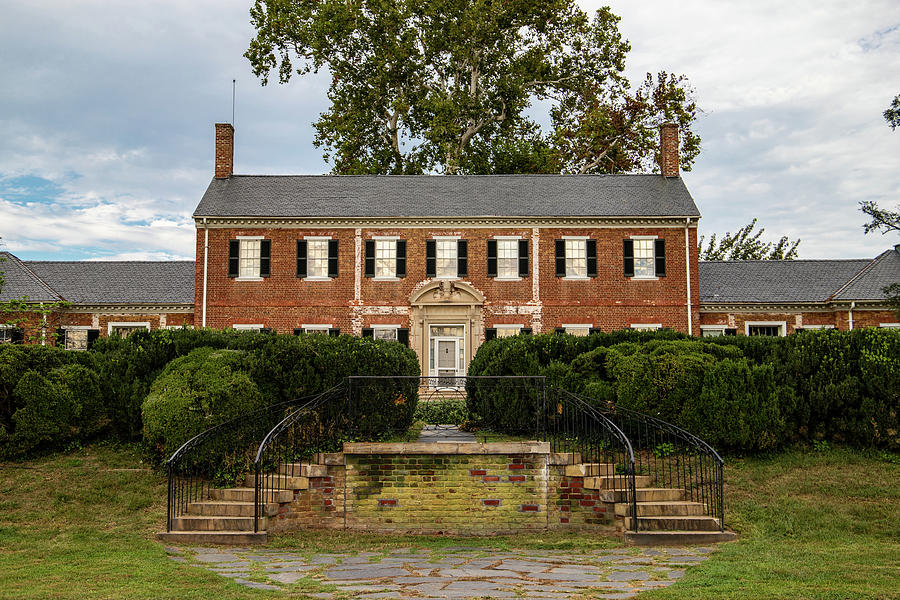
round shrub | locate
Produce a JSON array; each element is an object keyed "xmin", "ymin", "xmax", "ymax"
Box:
[{"xmin": 141, "ymin": 347, "xmax": 265, "ymax": 461}]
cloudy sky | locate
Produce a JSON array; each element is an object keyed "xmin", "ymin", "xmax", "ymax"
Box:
[{"xmin": 1, "ymin": 0, "xmax": 898, "ymax": 261}]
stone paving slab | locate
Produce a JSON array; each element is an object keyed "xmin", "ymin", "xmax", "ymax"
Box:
[{"xmin": 173, "ymin": 544, "xmax": 715, "ymax": 599}]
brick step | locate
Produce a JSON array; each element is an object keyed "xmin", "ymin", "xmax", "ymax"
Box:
[
  {"xmin": 187, "ymin": 501, "xmax": 278, "ymax": 518},
  {"xmin": 157, "ymin": 530, "xmax": 267, "ymax": 545},
  {"xmin": 565, "ymin": 463, "xmax": 617, "ymax": 477},
  {"xmin": 624, "ymin": 515, "xmax": 721, "ymax": 531},
  {"xmin": 625, "ymin": 530, "xmax": 737, "ymax": 546},
  {"xmin": 208, "ymin": 487, "xmax": 293, "ymax": 504},
  {"xmin": 584, "ymin": 475, "xmax": 652, "ymax": 490},
  {"xmin": 600, "ymin": 488, "xmax": 686, "ymax": 503},
  {"xmin": 615, "ymin": 501, "xmax": 706, "ymax": 517},
  {"xmin": 245, "ymin": 473, "xmax": 309, "ymax": 490},
  {"xmin": 278, "ymin": 463, "xmax": 328, "ymax": 478},
  {"xmin": 171, "ymin": 515, "xmax": 264, "ymax": 532}
]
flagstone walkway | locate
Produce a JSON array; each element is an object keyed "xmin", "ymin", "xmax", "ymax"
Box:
[{"xmin": 167, "ymin": 545, "xmax": 712, "ymax": 599}]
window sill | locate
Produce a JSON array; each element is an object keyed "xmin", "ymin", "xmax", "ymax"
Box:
[
  {"xmin": 303, "ymin": 276, "xmax": 333, "ymax": 282},
  {"xmin": 373, "ymin": 276, "xmax": 401, "ymax": 281},
  {"xmin": 495, "ymin": 277, "xmax": 523, "ymax": 282},
  {"xmin": 235, "ymin": 277, "xmax": 264, "ymax": 282},
  {"xmin": 629, "ymin": 276, "xmax": 659, "ymax": 281},
  {"xmin": 562, "ymin": 276, "xmax": 590, "ymax": 281},
  {"xmin": 433, "ymin": 276, "xmax": 460, "ymax": 281}
]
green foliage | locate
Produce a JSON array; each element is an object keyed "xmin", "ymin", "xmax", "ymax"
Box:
[
  {"xmin": 246, "ymin": 1, "xmax": 700, "ymax": 175},
  {"xmin": 885, "ymin": 93, "xmax": 900, "ymax": 130},
  {"xmin": 6, "ymin": 365, "xmax": 104, "ymax": 458},
  {"xmin": 141, "ymin": 348, "xmax": 265, "ymax": 461},
  {"xmin": 414, "ymin": 398, "xmax": 469, "ymax": 425},
  {"xmin": 469, "ymin": 328, "xmax": 900, "ymax": 452},
  {"xmin": 699, "ymin": 218, "xmax": 800, "ymax": 260}
]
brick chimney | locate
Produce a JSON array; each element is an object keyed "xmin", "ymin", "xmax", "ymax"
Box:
[
  {"xmin": 659, "ymin": 123, "xmax": 679, "ymax": 178},
  {"xmin": 215, "ymin": 123, "xmax": 234, "ymax": 179}
]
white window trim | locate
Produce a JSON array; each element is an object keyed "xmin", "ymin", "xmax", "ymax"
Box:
[
  {"xmin": 373, "ymin": 324, "xmax": 400, "ymax": 330},
  {"xmin": 562, "ymin": 237, "xmax": 590, "ymax": 280},
  {"xmin": 165, "ymin": 325, "xmax": 194, "ymax": 330},
  {"xmin": 303, "ymin": 235, "xmax": 332, "ymax": 240},
  {"xmin": 108, "ymin": 322, "xmax": 151, "ymax": 336},
  {"xmin": 803, "ymin": 325, "xmax": 835, "ymax": 330},
  {"xmin": 235, "ymin": 236, "xmax": 265, "ymax": 281},
  {"xmin": 700, "ymin": 325, "xmax": 726, "ymax": 331},
  {"xmin": 630, "ymin": 235, "xmax": 659, "ymax": 281},
  {"xmin": 61, "ymin": 325, "xmax": 92, "ymax": 330},
  {"xmin": 236, "ymin": 276, "xmax": 265, "ymax": 282},
  {"xmin": 432, "ymin": 235, "xmax": 460, "ymax": 240},
  {"xmin": 371, "ymin": 236, "xmax": 400, "ymax": 240},
  {"xmin": 561, "ymin": 235, "xmax": 589, "ymax": 240},
  {"xmin": 373, "ymin": 238, "xmax": 400, "ymax": 281},
  {"xmin": 879, "ymin": 323, "xmax": 900, "ymax": 329},
  {"xmin": 302, "ymin": 236, "xmax": 333, "ymax": 281},
  {"xmin": 304, "ymin": 276, "xmax": 332, "ymax": 282},
  {"xmin": 434, "ymin": 237, "xmax": 460, "ymax": 279},
  {"xmin": 494, "ymin": 324, "xmax": 524, "ymax": 330},
  {"xmin": 302, "ymin": 324, "xmax": 333, "ymax": 332},
  {"xmin": 745, "ymin": 321, "xmax": 787, "ymax": 337},
  {"xmin": 562, "ymin": 323, "xmax": 592, "ymax": 333},
  {"xmin": 233, "ymin": 324, "xmax": 264, "ymax": 331},
  {"xmin": 494, "ymin": 236, "xmax": 523, "ymax": 281},
  {"xmin": 631, "ymin": 323, "xmax": 662, "ymax": 330}
]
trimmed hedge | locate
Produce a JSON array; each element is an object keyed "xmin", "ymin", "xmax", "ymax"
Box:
[
  {"xmin": 1, "ymin": 329, "xmax": 420, "ymax": 460},
  {"xmin": 468, "ymin": 329, "xmax": 900, "ymax": 452}
]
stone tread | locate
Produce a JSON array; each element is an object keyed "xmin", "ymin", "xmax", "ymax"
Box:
[
  {"xmin": 625, "ymin": 530, "xmax": 737, "ymax": 546},
  {"xmin": 625, "ymin": 515, "xmax": 722, "ymax": 531},
  {"xmin": 157, "ymin": 530, "xmax": 268, "ymax": 545}
]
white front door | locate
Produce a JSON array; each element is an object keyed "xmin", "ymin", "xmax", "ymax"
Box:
[{"xmin": 429, "ymin": 324, "xmax": 465, "ymax": 385}]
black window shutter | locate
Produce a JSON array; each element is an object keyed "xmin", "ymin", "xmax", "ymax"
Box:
[
  {"xmin": 293, "ymin": 328, "xmax": 303, "ymax": 335},
  {"xmin": 328, "ymin": 328, "xmax": 340, "ymax": 337},
  {"xmin": 87, "ymin": 329, "xmax": 100, "ymax": 349},
  {"xmin": 486, "ymin": 240, "xmax": 498, "ymax": 278},
  {"xmin": 56, "ymin": 328, "xmax": 66, "ymax": 347},
  {"xmin": 521, "ymin": 328, "xmax": 532, "ymax": 335},
  {"xmin": 228, "ymin": 240, "xmax": 239, "ymax": 278},
  {"xmin": 328, "ymin": 239, "xmax": 339, "ymax": 278},
  {"xmin": 397, "ymin": 328, "xmax": 409, "ymax": 347},
  {"xmin": 484, "ymin": 328, "xmax": 497, "ymax": 341},
  {"xmin": 518, "ymin": 239, "xmax": 529, "ymax": 277},
  {"xmin": 11, "ymin": 328, "xmax": 25, "ymax": 344},
  {"xmin": 457, "ymin": 240, "xmax": 467, "ymax": 277},
  {"xmin": 296, "ymin": 240, "xmax": 307, "ymax": 278},
  {"xmin": 655, "ymin": 239, "xmax": 666, "ymax": 277},
  {"xmin": 426, "ymin": 240, "xmax": 436, "ymax": 277},
  {"xmin": 260, "ymin": 240, "xmax": 271, "ymax": 277},
  {"xmin": 555, "ymin": 327, "xmax": 566, "ymax": 334},
  {"xmin": 725, "ymin": 328, "xmax": 737, "ymax": 336},
  {"xmin": 364, "ymin": 240, "xmax": 375, "ymax": 278},
  {"xmin": 589, "ymin": 327, "xmax": 601, "ymax": 335},
  {"xmin": 396, "ymin": 240, "xmax": 406, "ymax": 278},
  {"xmin": 623, "ymin": 239, "xmax": 635, "ymax": 278},
  {"xmin": 555, "ymin": 240, "xmax": 566, "ymax": 277},
  {"xmin": 362, "ymin": 328, "xmax": 374, "ymax": 338},
  {"xmin": 586, "ymin": 239, "xmax": 598, "ymax": 278}
]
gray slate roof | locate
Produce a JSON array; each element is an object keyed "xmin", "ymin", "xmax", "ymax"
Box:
[
  {"xmin": 16, "ymin": 259, "xmax": 195, "ymax": 304},
  {"xmin": 0, "ymin": 252, "xmax": 62, "ymax": 303},
  {"xmin": 698, "ymin": 255, "xmax": 894, "ymax": 304},
  {"xmin": 194, "ymin": 174, "xmax": 701, "ymax": 219},
  {"xmin": 833, "ymin": 248, "xmax": 900, "ymax": 301}
]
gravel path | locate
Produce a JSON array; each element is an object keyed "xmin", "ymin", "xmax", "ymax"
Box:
[{"xmin": 168, "ymin": 545, "xmax": 712, "ymax": 598}]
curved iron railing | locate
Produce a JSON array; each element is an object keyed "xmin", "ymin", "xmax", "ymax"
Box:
[
  {"xmin": 598, "ymin": 404, "xmax": 725, "ymax": 531},
  {"xmin": 538, "ymin": 388, "xmax": 637, "ymax": 531},
  {"xmin": 164, "ymin": 393, "xmax": 328, "ymax": 532},
  {"xmin": 252, "ymin": 383, "xmax": 353, "ymax": 532}
]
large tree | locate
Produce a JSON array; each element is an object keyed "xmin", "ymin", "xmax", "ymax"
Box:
[
  {"xmin": 245, "ymin": 0, "xmax": 699, "ymax": 175},
  {"xmin": 860, "ymin": 200, "xmax": 900, "ymax": 316},
  {"xmin": 699, "ymin": 219, "xmax": 800, "ymax": 261}
]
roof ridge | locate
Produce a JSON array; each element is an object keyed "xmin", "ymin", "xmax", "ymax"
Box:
[
  {"xmin": 699, "ymin": 258, "xmax": 871, "ymax": 264},
  {"xmin": 828, "ymin": 248, "xmax": 896, "ymax": 301},
  {"xmin": 3, "ymin": 252, "xmax": 64, "ymax": 302}
]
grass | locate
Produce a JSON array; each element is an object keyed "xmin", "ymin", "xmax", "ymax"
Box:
[
  {"xmin": 1, "ymin": 443, "xmax": 897, "ymax": 598},
  {"xmin": 641, "ymin": 448, "xmax": 900, "ymax": 600}
]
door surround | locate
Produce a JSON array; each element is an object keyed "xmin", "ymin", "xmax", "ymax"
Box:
[{"xmin": 409, "ymin": 281, "xmax": 485, "ymax": 378}]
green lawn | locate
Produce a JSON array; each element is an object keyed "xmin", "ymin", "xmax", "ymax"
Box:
[{"xmin": 0, "ymin": 444, "xmax": 897, "ymax": 599}]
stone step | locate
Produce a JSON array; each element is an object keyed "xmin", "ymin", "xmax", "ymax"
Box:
[
  {"xmin": 278, "ymin": 463, "xmax": 328, "ymax": 478},
  {"xmin": 615, "ymin": 501, "xmax": 707, "ymax": 517},
  {"xmin": 624, "ymin": 515, "xmax": 722, "ymax": 531},
  {"xmin": 187, "ymin": 501, "xmax": 278, "ymax": 518},
  {"xmin": 549, "ymin": 452, "xmax": 582, "ymax": 465},
  {"xmin": 208, "ymin": 487, "xmax": 293, "ymax": 504},
  {"xmin": 600, "ymin": 487, "xmax": 686, "ymax": 503},
  {"xmin": 625, "ymin": 530, "xmax": 737, "ymax": 546},
  {"xmin": 584, "ymin": 475, "xmax": 652, "ymax": 490},
  {"xmin": 171, "ymin": 515, "xmax": 264, "ymax": 532},
  {"xmin": 243, "ymin": 473, "xmax": 309, "ymax": 490},
  {"xmin": 157, "ymin": 530, "xmax": 268, "ymax": 545},
  {"xmin": 565, "ymin": 463, "xmax": 617, "ymax": 477}
]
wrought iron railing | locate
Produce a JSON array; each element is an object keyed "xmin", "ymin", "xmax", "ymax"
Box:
[
  {"xmin": 251, "ymin": 383, "xmax": 355, "ymax": 532},
  {"xmin": 536, "ymin": 388, "xmax": 637, "ymax": 531},
  {"xmin": 598, "ymin": 404, "xmax": 725, "ymax": 531},
  {"xmin": 164, "ymin": 393, "xmax": 327, "ymax": 532}
]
